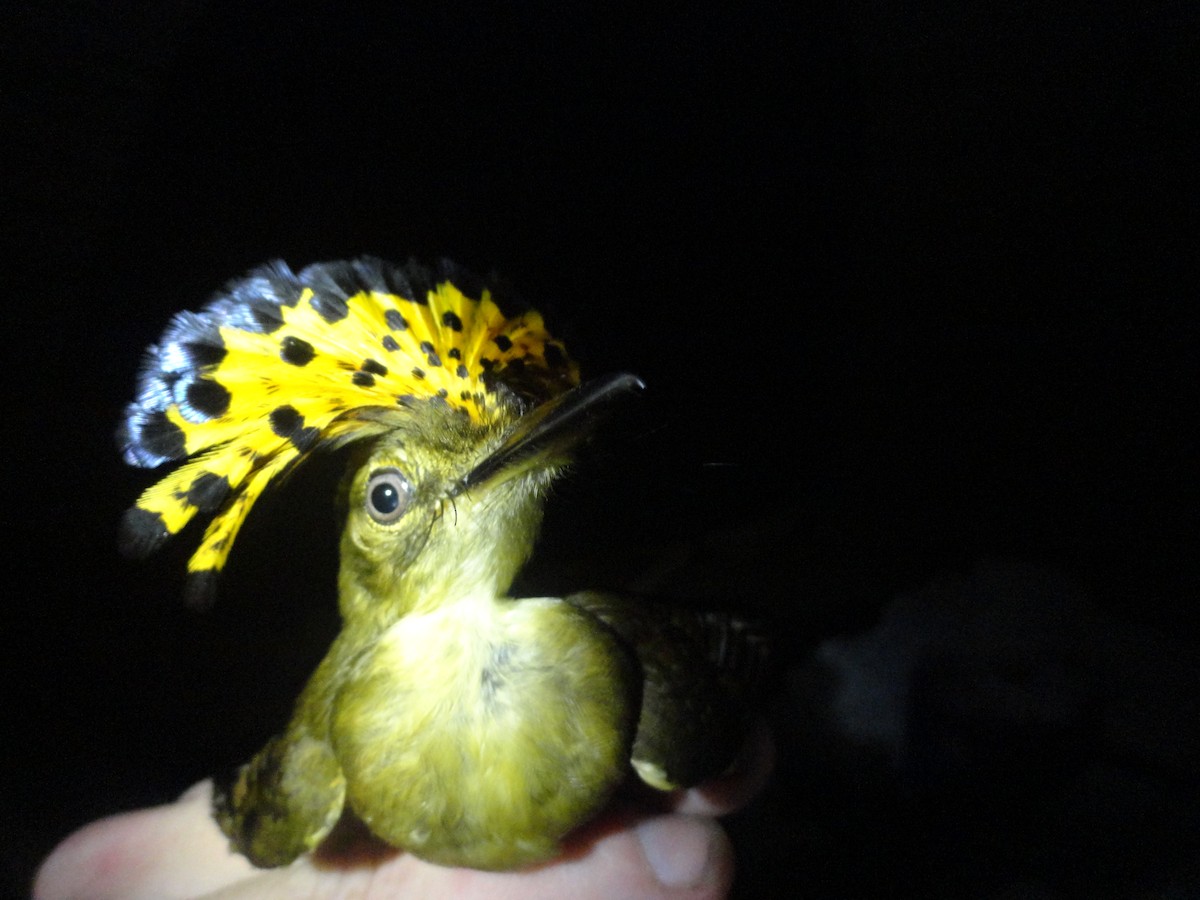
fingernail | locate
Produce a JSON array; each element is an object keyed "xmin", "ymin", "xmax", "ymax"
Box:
[
  {"xmin": 177, "ymin": 780, "xmax": 212, "ymax": 803},
  {"xmin": 636, "ymin": 816, "xmax": 714, "ymax": 888}
]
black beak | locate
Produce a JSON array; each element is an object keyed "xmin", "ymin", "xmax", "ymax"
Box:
[{"xmin": 452, "ymin": 372, "xmax": 644, "ymax": 496}]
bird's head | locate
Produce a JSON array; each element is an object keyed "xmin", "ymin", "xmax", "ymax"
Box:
[
  {"xmin": 335, "ymin": 372, "xmax": 641, "ymax": 626},
  {"xmin": 118, "ymin": 258, "xmax": 639, "ymax": 614}
]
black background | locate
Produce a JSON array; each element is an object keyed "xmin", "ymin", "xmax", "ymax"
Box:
[{"xmin": 5, "ymin": 2, "xmax": 1197, "ymax": 896}]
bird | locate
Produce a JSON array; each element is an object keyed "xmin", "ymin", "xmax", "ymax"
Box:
[{"xmin": 118, "ymin": 257, "xmax": 765, "ymax": 870}]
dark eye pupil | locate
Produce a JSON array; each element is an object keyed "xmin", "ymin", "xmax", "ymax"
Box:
[
  {"xmin": 371, "ymin": 482, "xmax": 400, "ymax": 514},
  {"xmin": 365, "ymin": 468, "xmax": 410, "ymax": 524}
]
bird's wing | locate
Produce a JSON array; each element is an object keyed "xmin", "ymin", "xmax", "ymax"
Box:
[
  {"xmin": 212, "ymin": 721, "xmax": 346, "ymax": 867},
  {"xmin": 564, "ymin": 591, "xmax": 768, "ymax": 790}
]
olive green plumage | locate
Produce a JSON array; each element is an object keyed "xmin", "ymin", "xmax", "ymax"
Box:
[
  {"xmin": 121, "ymin": 259, "xmax": 762, "ymax": 871},
  {"xmin": 211, "ymin": 398, "xmax": 757, "ymax": 869}
]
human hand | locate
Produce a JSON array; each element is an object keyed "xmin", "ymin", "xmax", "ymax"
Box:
[{"xmin": 35, "ymin": 724, "xmax": 772, "ymax": 900}]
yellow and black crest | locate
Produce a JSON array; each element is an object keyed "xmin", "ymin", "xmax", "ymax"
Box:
[{"xmin": 119, "ymin": 257, "xmax": 578, "ymax": 600}]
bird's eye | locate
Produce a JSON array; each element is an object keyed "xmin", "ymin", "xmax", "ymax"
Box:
[{"xmin": 365, "ymin": 468, "xmax": 412, "ymax": 524}]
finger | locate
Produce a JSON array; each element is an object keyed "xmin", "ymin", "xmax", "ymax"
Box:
[
  {"xmin": 341, "ymin": 813, "xmax": 735, "ymax": 900},
  {"xmin": 34, "ymin": 781, "xmax": 259, "ymax": 900},
  {"xmin": 672, "ymin": 720, "xmax": 775, "ymax": 816}
]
